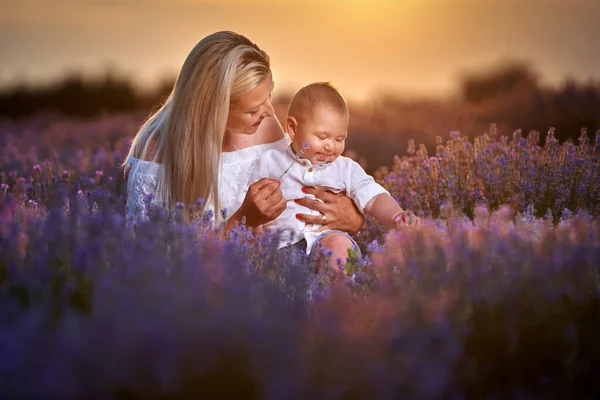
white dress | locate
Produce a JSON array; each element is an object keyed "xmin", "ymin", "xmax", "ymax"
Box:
[{"xmin": 124, "ymin": 136, "xmax": 290, "ymax": 221}]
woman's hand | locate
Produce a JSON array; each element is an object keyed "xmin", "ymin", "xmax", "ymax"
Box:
[
  {"xmin": 228, "ymin": 178, "xmax": 286, "ymax": 229},
  {"xmin": 294, "ymin": 187, "xmax": 364, "ymax": 235}
]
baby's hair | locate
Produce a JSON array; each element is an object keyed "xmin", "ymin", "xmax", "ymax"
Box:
[{"xmin": 288, "ymin": 82, "xmax": 348, "ymax": 122}]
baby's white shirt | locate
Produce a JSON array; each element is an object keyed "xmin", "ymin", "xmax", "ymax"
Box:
[{"xmin": 248, "ymin": 145, "xmax": 389, "ymax": 253}]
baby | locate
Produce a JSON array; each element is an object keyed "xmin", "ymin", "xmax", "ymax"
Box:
[{"xmin": 248, "ymin": 82, "xmax": 417, "ymax": 269}]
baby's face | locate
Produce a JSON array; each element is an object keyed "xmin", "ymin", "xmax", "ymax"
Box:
[{"xmin": 291, "ymin": 107, "xmax": 348, "ymax": 164}]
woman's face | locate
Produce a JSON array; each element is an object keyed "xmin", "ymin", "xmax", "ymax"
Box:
[{"xmin": 226, "ymin": 72, "xmax": 275, "ymax": 135}]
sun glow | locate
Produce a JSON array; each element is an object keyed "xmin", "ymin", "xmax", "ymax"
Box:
[{"xmin": 334, "ymin": 0, "xmax": 426, "ymax": 31}]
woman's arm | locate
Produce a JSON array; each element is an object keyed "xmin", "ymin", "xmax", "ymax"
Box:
[
  {"xmin": 222, "ymin": 116, "xmax": 286, "ymax": 232},
  {"xmin": 294, "ymin": 188, "xmax": 365, "ymax": 235}
]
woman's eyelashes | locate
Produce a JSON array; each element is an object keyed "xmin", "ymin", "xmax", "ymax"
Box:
[{"xmin": 248, "ymin": 92, "xmax": 272, "ymax": 115}]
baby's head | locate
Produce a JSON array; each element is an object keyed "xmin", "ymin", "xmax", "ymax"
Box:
[{"xmin": 286, "ymin": 82, "xmax": 349, "ymax": 164}]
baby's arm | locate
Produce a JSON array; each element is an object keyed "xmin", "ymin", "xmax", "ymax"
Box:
[
  {"xmin": 364, "ymin": 194, "xmax": 403, "ymax": 228},
  {"xmin": 343, "ymin": 158, "xmax": 419, "ymax": 229}
]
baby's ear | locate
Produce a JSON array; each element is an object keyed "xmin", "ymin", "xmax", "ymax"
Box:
[{"xmin": 286, "ymin": 116, "xmax": 298, "ymax": 140}]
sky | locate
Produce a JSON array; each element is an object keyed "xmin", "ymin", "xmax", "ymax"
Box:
[{"xmin": 1, "ymin": 0, "xmax": 598, "ymax": 101}]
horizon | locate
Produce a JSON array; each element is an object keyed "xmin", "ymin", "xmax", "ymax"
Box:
[{"xmin": 1, "ymin": 0, "xmax": 598, "ymax": 102}]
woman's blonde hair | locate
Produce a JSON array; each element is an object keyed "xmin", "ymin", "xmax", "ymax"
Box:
[{"xmin": 125, "ymin": 31, "xmax": 270, "ymax": 219}]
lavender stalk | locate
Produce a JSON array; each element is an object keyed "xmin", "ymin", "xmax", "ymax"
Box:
[{"xmin": 277, "ymin": 141, "xmax": 310, "ymax": 180}]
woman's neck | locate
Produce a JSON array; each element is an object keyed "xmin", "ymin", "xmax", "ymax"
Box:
[
  {"xmin": 222, "ymin": 116, "xmax": 285, "ymax": 152},
  {"xmin": 222, "ymin": 132, "xmax": 256, "ymax": 152}
]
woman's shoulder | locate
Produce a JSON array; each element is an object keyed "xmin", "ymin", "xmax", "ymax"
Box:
[
  {"xmin": 125, "ymin": 154, "xmax": 161, "ymax": 177},
  {"xmin": 125, "ymin": 133, "xmax": 163, "ymax": 177},
  {"xmin": 132, "ymin": 134, "xmax": 162, "ymax": 163}
]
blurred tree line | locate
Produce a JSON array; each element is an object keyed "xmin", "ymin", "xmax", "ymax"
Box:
[
  {"xmin": 0, "ymin": 61, "xmax": 598, "ymax": 147},
  {"xmin": 458, "ymin": 60, "xmax": 600, "ymax": 142},
  {"xmin": 340, "ymin": 60, "xmax": 600, "ymax": 172},
  {"xmin": 0, "ymin": 70, "xmax": 176, "ymax": 118}
]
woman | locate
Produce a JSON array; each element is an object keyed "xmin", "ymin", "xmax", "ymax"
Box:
[{"xmin": 124, "ymin": 31, "xmax": 363, "ymax": 236}]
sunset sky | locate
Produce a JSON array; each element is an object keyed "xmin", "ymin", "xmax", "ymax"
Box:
[{"xmin": 1, "ymin": 0, "xmax": 598, "ymax": 101}]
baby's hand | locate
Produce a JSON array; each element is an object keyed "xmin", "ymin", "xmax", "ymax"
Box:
[{"xmin": 393, "ymin": 211, "xmax": 420, "ymax": 229}]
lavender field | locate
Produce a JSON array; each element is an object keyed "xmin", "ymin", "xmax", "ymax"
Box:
[{"xmin": 1, "ymin": 112, "xmax": 599, "ymax": 399}]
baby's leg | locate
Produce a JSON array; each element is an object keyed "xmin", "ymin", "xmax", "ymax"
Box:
[{"xmin": 314, "ymin": 232, "xmax": 354, "ymax": 274}]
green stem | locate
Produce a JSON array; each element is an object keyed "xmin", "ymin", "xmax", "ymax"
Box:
[{"xmin": 277, "ymin": 158, "xmax": 299, "ymax": 181}]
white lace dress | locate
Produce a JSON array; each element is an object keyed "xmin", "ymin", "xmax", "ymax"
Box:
[{"xmin": 124, "ymin": 136, "xmax": 290, "ymax": 221}]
